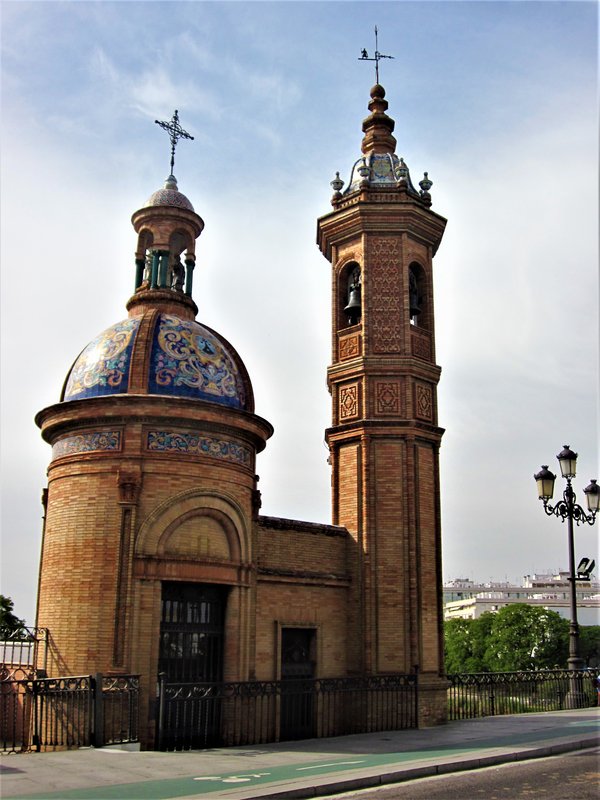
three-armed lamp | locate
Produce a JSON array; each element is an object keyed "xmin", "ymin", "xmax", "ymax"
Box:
[{"xmin": 534, "ymin": 446, "xmax": 598, "ymax": 702}]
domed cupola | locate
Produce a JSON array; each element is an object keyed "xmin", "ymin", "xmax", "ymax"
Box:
[
  {"xmin": 128, "ymin": 170, "xmax": 203, "ymax": 319},
  {"xmin": 145, "ymin": 174, "xmax": 195, "ymax": 212},
  {"xmin": 57, "ymin": 165, "xmax": 255, "ymax": 411}
]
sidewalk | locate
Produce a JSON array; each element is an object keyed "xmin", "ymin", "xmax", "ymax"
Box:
[{"xmin": 1, "ymin": 708, "xmax": 598, "ymax": 800}]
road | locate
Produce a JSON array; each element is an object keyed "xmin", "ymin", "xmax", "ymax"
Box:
[{"xmin": 322, "ymin": 747, "xmax": 600, "ymax": 800}]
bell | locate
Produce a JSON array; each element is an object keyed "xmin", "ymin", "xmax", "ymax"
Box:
[
  {"xmin": 410, "ymin": 295, "xmax": 422, "ymax": 318},
  {"xmin": 409, "ymin": 271, "xmax": 422, "ymax": 318},
  {"xmin": 344, "ymin": 286, "xmax": 361, "ymax": 325}
]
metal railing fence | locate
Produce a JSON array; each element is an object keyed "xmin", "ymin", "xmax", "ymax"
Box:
[
  {"xmin": 447, "ymin": 669, "xmax": 600, "ymax": 720},
  {"xmin": 1, "ymin": 673, "xmax": 139, "ymax": 754},
  {"xmin": 0, "ymin": 628, "xmax": 48, "ymax": 680},
  {"xmin": 157, "ymin": 673, "xmax": 418, "ymax": 751}
]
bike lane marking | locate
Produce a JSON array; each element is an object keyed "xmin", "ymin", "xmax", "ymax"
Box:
[{"xmin": 12, "ymin": 720, "xmax": 599, "ymax": 800}]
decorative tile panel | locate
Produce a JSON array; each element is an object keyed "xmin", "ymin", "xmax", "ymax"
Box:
[
  {"xmin": 375, "ymin": 381, "xmax": 401, "ymax": 415},
  {"xmin": 415, "ymin": 382, "xmax": 433, "ymax": 421},
  {"xmin": 64, "ymin": 319, "xmax": 139, "ymax": 401},
  {"xmin": 339, "ymin": 333, "xmax": 361, "ymax": 361},
  {"xmin": 339, "ymin": 383, "xmax": 359, "ymax": 420},
  {"xmin": 52, "ymin": 431, "xmax": 122, "ymax": 459},
  {"xmin": 149, "ymin": 314, "xmax": 246, "ymax": 409},
  {"xmin": 147, "ymin": 430, "xmax": 251, "ymax": 466}
]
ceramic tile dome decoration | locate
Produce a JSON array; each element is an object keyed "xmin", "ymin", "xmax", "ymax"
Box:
[
  {"xmin": 149, "ymin": 314, "xmax": 247, "ymax": 409},
  {"xmin": 63, "ymin": 319, "xmax": 140, "ymax": 401},
  {"xmin": 346, "ymin": 153, "xmax": 418, "ymax": 194},
  {"xmin": 145, "ymin": 186, "xmax": 194, "ymax": 211},
  {"xmin": 145, "ymin": 175, "xmax": 195, "ymax": 212}
]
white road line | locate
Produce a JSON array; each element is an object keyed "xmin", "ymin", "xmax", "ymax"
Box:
[{"xmin": 296, "ymin": 760, "xmax": 366, "ymax": 771}]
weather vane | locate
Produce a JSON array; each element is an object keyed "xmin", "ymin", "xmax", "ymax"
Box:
[
  {"xmin": 155, "ymin": 110, "xmax": 194, "ymax": 176},
  {"xmin": 359, "ymin": 25, "xmax": 394, "ymax": 84}
]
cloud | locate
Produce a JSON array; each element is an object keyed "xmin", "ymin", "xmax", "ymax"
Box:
[{"xmin": 2, "ymin": 0, "xmax": 597, "ymax": 623}]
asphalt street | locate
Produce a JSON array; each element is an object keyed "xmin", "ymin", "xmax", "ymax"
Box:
[{"xmin": 319, "ymin": 746, "xmax": 600, "ymax": 800}]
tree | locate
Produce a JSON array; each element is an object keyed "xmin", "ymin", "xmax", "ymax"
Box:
[
  {"xmin": 483, "ymin": 604, "xmax": 568, "ymax": 671},
  {"xmin": 0, "ymin": 595, "xmax": 27, "ymax": 639},
  {"xmin": 580, "ymin": 626, "xmax": 600, "ymax": 668},
  {"xmin": 444, "ymin": 612, "xmax": 495, "ymax": 673},
  {"xmin": 444, "ymin": 618, "xmax": 475, "ymax": 673}
]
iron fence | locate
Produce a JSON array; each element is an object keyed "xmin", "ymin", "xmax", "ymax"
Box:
[
  {"xmin": 1, "ymin": 673, "xmax": 140, "ymax": 754},
  {"xmin": 0, "ymin": 628, "xmax": 48, "ymax": 680},
  {"xmin": 447, "ymin": 669, "xmax": 600, "ymax": 720},
  {"xmin": 157, "ymin": 673, "xmax": 418, "ymax": 751}
]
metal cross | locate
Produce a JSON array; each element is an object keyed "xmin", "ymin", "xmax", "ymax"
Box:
[
  {"xmin": 358, "ymin": 26, "xmax": 394, "ymax": 84},
  {"xmin": 155, "ymin": 110, "xmax": 194, "ymax": 176}
]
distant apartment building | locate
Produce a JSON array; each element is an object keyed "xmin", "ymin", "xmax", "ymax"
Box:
[{"xmin": 444, "ymin": 572, "xmax": 600, "ymax": 626}]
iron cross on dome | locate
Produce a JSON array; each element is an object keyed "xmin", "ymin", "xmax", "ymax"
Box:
[
  {"xmin": 155, "ymin": 110, "xmax": 194, "ymax": 176},
  {"xmin": 359, "ymin": 26, "xmax": 394, "ymax": 84}
]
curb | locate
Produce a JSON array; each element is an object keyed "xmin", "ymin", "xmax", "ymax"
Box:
[{"xmin": 243, "ymin": 737, "xmax": 598, "ymax": 799}]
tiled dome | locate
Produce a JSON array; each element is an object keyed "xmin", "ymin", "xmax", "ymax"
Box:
[
  {"xmin": 62, "ymin": 313, "xmax": 250, "ymax": 410},
  {"xmin": 145, "ymin": 174, "xmax": 194, "ymax": 212}
]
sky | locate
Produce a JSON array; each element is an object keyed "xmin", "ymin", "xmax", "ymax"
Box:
[{"xmin": 1, "ymin": 0, "xmax": 598, "ymax": 626}]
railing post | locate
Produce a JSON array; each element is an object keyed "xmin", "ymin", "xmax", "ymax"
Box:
[
  {"xmin": 32, "ymin": 679, "xmax": 41, "ymax": 752},
  {"xmin": 157, "ymin": 672, "xmax": 167, "ymax": 751},
  {"xmin": 92, "ymin": 673, "xmax": 104, "ymax": 748},
  {"xmin": 413, "ymin": 672, "xmax": 419, "ymax": 728}
]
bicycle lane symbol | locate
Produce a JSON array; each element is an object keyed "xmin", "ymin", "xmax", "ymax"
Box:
[
  {"xmin": 194, "ymin": 773, "xmax": 272, "ymax": 784},
  {"xmin": 193, "ymin": 760, "xmax": 366, "ymax": 787}
]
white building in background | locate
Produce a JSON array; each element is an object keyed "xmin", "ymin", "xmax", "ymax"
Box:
[{"xmin": 443, "ymin": 572, "xmax": 600, "ymax": 625}]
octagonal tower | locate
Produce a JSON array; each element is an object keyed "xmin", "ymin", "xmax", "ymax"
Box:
[{"xmin": 317, "ymin": 85, "xmax": 448, "ymax": 724}]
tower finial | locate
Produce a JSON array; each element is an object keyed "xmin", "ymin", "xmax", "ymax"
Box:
[
  {"xmin": 154, "ymin": 110, "xmax": 194, "ymax": 176},
  {"xmin": 358, "ymin": 25, "xmax": 394, "ymax": 84}
]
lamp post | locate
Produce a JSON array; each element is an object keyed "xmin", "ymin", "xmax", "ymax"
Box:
[{"xmin": 534, "ymin": 446, "xmax": 598, "ymax": 706}]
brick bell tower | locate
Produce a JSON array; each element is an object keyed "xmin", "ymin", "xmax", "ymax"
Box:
[{"xmin": 317, "ymin": 84, "xmax": 447, "ymax": 724}]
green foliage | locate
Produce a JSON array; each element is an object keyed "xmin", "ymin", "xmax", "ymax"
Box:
[
  {"xmin": 444, "ymin": 613, "xmax": 494, "ymax": 673},
  {"xmin": 484, "ymin": 604, "xmax": 568, "ymax": 671},
  {"xmin": 0, "ymin": 595, "xmax": 27, "ymax": 639},
  {"xmin": 445, "ymin": 605, "xmax": 570, "ymax": 673},
  {"xmin": 444, "ymin": 619, "xmax": 474, "ymax": 673},
  {"xmin": 579, "ymin": 626, "xmax": 600, "ymax": 668}
]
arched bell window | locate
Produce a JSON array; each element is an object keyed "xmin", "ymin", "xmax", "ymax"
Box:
[
  {"xmin": 168, "ymin": 230, "xmax": 190, "ymax": 293},
  {"xmin": 409, "ymin": 262, "xmax": 428, "ymax": 328},
  {"xmin": 134, "ymin": 229, "xmax": 154, "ymax": 290},
  {"xmin": 338, "ymin": 262, "xmax": 362, "ymax": 328}
]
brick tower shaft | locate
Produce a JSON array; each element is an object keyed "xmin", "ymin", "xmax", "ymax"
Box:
[{"xmin": 317, "ymin": 84, "xmax": 448, "ymax": 723}]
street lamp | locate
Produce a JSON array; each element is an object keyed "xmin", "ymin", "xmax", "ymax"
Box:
[{"xmin": 534, "ymin": 446, "xmax": 598, "ymax": 705}]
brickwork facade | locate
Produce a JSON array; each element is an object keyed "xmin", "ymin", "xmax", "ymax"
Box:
[
  {"xmin": 35, "ymin": 86, "xmax": 449, "ymax": 746},
  {"xmin": 317, "ymin": 84, "xmax": 448, "ymax": 721}
]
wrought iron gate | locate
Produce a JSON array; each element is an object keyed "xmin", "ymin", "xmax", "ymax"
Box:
[
  {"xmin": 1, "ymin": 674, "xmax": 139, "ymax": 754},
  {"xmin": 280, "ymin": 628, "xmax": 316, "ymax": 740},
  {"xmin": 157, "ymin": 582, "xmax": 226, "ymax": 749}
]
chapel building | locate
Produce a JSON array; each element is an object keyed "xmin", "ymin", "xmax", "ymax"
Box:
[{"xmin": 35, "ymin": 84, "xmax": 448, "ymax": 747}]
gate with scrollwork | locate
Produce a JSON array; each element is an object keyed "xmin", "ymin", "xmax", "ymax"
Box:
[
  {"xmin": 156, "ymin": 674, "xmax": 418, "ymax": 750},
  {"xmin": 157, "ymin": 582, "xmax": 226, "ymax": 750},
  {"xmin": 0, "ymin": 673, "xmax": 140, "ymax": 754}
]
